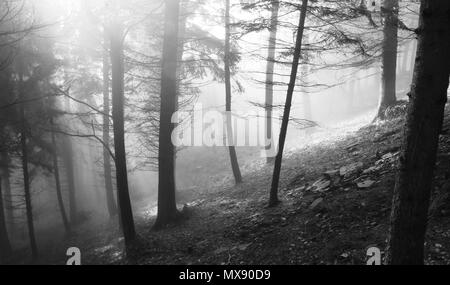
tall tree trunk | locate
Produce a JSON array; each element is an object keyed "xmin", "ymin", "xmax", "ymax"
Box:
[
  {"xmin": 103, "ymin": 26, "xmax": 118, "ymax": 219},
  {"xmin": 63, "ymin": 138, "xmax": 77, "ymax": 224},
  {"xmin": 62, "ymin": 93, "xmax": 77, "ymax": 225},
  {"xmin": 173, "ymin": 0, "xmax": 187, "ymax": 195},
  {"xmin": 0, "ymin": 152, "xmax": 13, "ymax": 232},
  {"xmin": 269, "ymin": 0, "xmax": 308, "ymax": 207},
  {"xmin": 50, "ymin": 119, "xmax": 71, "ymax": 234},
  {"xmin": 0, "ymin": 176, "xmax": 12, "ymax": 264},
  {"xmin": 265, "ymin": 0, "xmax": 280, "ymax": 163},
  {"xmin": 377, "ymin": 0, "xmax": 399, "ymax": 119},
  {"xmin": 16, "ymin": 61, "xmax": 38, "ymax": 259},
  {"xmin": 110, "ymin": 20, "xmax": 136, "ymax": 245},
  {"xmin": 154, "ymin": 0, "xmax": 181, "ymax": 229},
  {"xmin": 225, "ymin": 0, "xmax": 243, "ymax": 184},
  {"xmin": 19, "ymin": 102, "xmax": 38, "ymax": 260},
  {"xmin": 176, "ymin": 0, "xmax": 187, "ymax": 101},
  {"xmin": 386, "ymin": 0, "xmax": 450, "ymax": 265}
]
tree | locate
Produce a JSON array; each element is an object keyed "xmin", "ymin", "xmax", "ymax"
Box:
[
  {"xmin": 0, "ymin": 153, "xmax": 13, "ymax": 232},
  {"xmin": 269, "ymin": 0, "xmax": 308, "ymax": 207},
  {"xmin": 386, "ymin": 0, "xmax": 450, "ymax": 265},
  {"xmin": 224, "ymin": 0, "xmax": 243, "ymax": 184},
  {"xmin": 154, "ymin": 0, "xmax": 182, "ymax": 229},
  {"xmin": 376, "ymin": 0, "xmax": 399, "ymax": 119},
  {"xmin": 18, "ymin": 63, "xmax": 39, "ymax": 260},
  {"xmin": 62, "ymin": 92, "xmax": 78, "ymax": 225},
  {"xmin": 49, "ymin": 115, "xmax": 71, "ymax": 235},
  {"xmin": 0, "ymin": 176, "xmax": 12, "ymax": 264},
  {"xmin": 110, "ymin": 20, "xmax": 136, "ymax": 244},
  {"xmin": 102, "ymin": 26, "xmax": 118, "ymax": 219},
  {"xmin": 265, "ymin": 0, "xmax": 280, "ymax": 163}
]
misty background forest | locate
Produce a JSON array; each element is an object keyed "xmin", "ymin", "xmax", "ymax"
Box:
[{"xmin": 0, "ymin": 0, "xmax": 449, "ymax": 265}]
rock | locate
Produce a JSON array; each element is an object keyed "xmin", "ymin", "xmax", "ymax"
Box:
[
  {"xmin": 292, "ymin": 185, "xmax": 306, "ymax": 192},
  {"xmin": 357, "ymin": 180, "xmax": 376, "ymax": 189},
  {"xmin": 324, "ymin": 169, "xmax": 339, "ymax": 177},
  {"xmin": 340, "ymin": 162, "xmax": 363, "ymax": 177},
  {"xmin": 376, "ymin": 152, "xmax": 400, "ymax": 166},
  {"xmin": 311, "ymin": 179, "xmax": 331, "ymax": 192},
  {"xmin": 362, "ymin": 165, "xmax": 381, "ymax": 174},
  {"xmin": 309, "ymin": 198, "xmax": 324, "ymax": 210},
  {"xmin": 324, "ymin": 170, "xmax": 341, "ymax": 185}
]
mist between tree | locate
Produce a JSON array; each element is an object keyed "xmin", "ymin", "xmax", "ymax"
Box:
[
  {"xmin": 3, "ymin": 0, "xmax": 448, "ymax": 266},
  {"xmin": 171, "ymin": 103, "xmax": 281, "ymax": 157}
]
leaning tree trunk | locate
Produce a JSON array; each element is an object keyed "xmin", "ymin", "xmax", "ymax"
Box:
[
  {"xmin": 110, "ymin": 20, "xmax": 136, "ymax": 245},
  {"xmin": 224, "ymin": 0, "xmax": 243, "ymax": 184},
  {"xmin": 269, "ymin": 0, "xmax": 308, "ymax": 207},
  {"xmin": 377, "ymin": 0, "xmax": 399, "ymax": 119},
  {"xmin": 0, "ymin": 176, "xmax": 12, "ymax": 264},
  {"xmin": 154, "ymin": 0, "xmax": 182, "ymax": 229},
  {"xmin": 386, "ymin": 0, "xmax": 450, "ymax": 265},
  {"xmin": 102, "ymin": 26, "xmax": 118, "ymax": 219},
  {"xmin": 265, "ymin": 0, "xmax": 280, "ymax": 163},
  {"xmin": 50, "ymin": 119, "xmax": 71, "ymax": 234}
]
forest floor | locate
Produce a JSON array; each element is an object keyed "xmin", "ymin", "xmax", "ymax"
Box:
[{"xmin": 36, "ymin": 102, "xmax": 450, "ymax": 265}]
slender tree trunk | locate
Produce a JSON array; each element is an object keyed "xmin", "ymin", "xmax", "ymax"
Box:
[
  {"xmin": 154, "ymin": 0, "xmax": 181, "ymax": 229},
  {"xmin": 15, "ymin": 61, "xmax": 38, "ymax": 259},
  {"xmin": 0, "ymin": 152, "xmax": 13, "ymax": 232},
  {"xmin": 110, "ymin": 21, "xmax": 136, "ymax": 244},
  {"xmin": 377, "ymin": 0, "xmax": 399, "ymax": 119},
  {"xmin": 386, "ymin": 0, "xmax": 450, "ymax": 265},
  {"xmin": 50, "ymin": 119, "xmax": 71, "ymax": 234},
  {"xmin": 103, "ymin": 27, "xmax": 118, "ymax": 219},
  {"xmin": 173, "ymin": 0, "xmax": 187, "ymax": 195},
  {"xmin": 265, "ymin": 0, "xmax": 280, "ymax": 163},
  {"xmin": 0, "ymin": 176, "xmax": 12, "ymax": 264},
  {"xmin": 269, "ymin": 0, "xmax": 308, "ymax": 207},
  {"xmin": 62, "ymin": 137, "xmax": 77, "ymax": 224},
  {"xmin": 62, "ymin": 94, "xmax": 77, "ymax": 225},
  {"xmin": 225, "ymin": 0, "xmax": 243, "ymax": 184},
  {"xmin": 19, "ymin": 103, "xmax": 38, "ymax": 260},
  {"xmin": 176, "ymin": 0, "xmax": 187, "ymax": 101}
]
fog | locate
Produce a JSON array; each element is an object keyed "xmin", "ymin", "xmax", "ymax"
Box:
[{"xmin": 0, "ymin": 0, "xmax": 421, "ymax": 262}]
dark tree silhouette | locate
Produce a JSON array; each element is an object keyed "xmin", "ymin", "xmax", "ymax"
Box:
[
  {"xmin": 269, "ymin": 0, "xmax": 308, "ymax": 207},
  {"xmin": 0, "ymin": 176, "xmax": 12, "ymax": 264},
  {"xmin": 18, "ymin": 76, "xmax": 38, "ymax": 260},
  {"xmin": 62, "ymin": 94, "xmax": 77, "ymax": 225},
  {"xmin": 224, "ymin": 0, "xmax": 243, "ymax": 184},
  {"xmin": 387, "ymin": 0, "xmax": 450, "ymax": 265},
  {"xmin": 154, "ymin": 0, "xmax": 182, "ymax": 229},
  {"xmin": 49, "ymin": 116, "xmax": 71, "ymax": 235},
  {"xmin": 265, "ymin": 0, "xmax": 280, "ymax": 163},
  {"xmin": 102, "ymin": 26, "xmax": 118, "ymax": 219},
  {"xmin": 377, "ymin": 0, "xmax": 399, "ymax": 119},
  {"xmin": 0, "ymin": 152, "xmax": 13, "ymax": 232},
  {"xmin": 110, "ymin": 20, "xmax": 136, "ymax": 244}
]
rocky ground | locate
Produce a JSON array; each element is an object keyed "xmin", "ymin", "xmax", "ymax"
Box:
[{"xmin": 29, "ymin": 102, "xmax": 450, "ymax": 265}]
